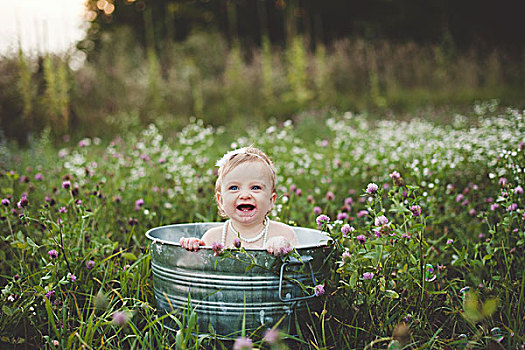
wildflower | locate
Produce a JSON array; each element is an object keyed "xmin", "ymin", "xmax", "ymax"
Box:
[
  {"xmin": 34, "ymin": 173, "xmax": 43, "ymax": 181},
  {"xmin": 114, "ymin": 195, "xmax": 122, "ymax": 203},
  {"xmin": 363, "ymin": 272, "xmax": 374, "ymax": 280},
  {"xmin": 66, "ymin": 273, "xmax": 77, "ymax": 282},
  {"xmin": 62, "ymin": 180, "xmax": 71, "ymax": 189},
  {"xmin": 469, "ymin": 209, "xmax": 476, "ymax": 216},
  {"xmin": 342, "ymin": 251, "xmax": 351, "ymax": 263},
  {"xmin": 341, "ymin": 224, "xmax": 354, "ymax": 237},
  {"xmin": 402, "ymin": 233, "xmax": 411, "ymax": 239},
  {"xmin": 128, "ymin": 218, "xmax": 138, "ymax": 226},
  {"xmin": 112, "ymin": 311, "xmax": 131, "ymax": 326},
  {"xmin": 515, "ymin": 185, "xmax": 524, "ymax": 194},
  {"xmin": 233, "ymin": 336, "xmax": 253, "ymax": 350},
  {"xmin": 48, "ymin": 250, "xmax": 58, "ymax": 259},
  {"xmin": 344, "ymin": 197, "xmax": 353, "ymax": 206},
  {"xmin": 366, "ymin": 183, "xmax": 378, "ymax": 194},
  {"xmin": 356, "ymin": 234, "xmax": 366, "ymax": 244},
  {"xmin": 135, "ymin": 198, "xmax": 144, "ymax": 210},
  {"xmin": 263, "ymin": 328, "xmax": 280, "ymax": 344},
  {"xmin": 211, "ymin": 242, "xmax": 224, "ymax": 256},
  {"xmin": 14, "ymin": 274, "xmax": 19, "ymax": 281},
  {"xmin": 389, "ymin": 171, "xmax": 401, "ymax": 180},
  {"xmin": 337, "ymin": 212, "xmax": 348, "ymax": 221},
  {"xmin": 313, "ymin": 206, "xmax": 322, "ymax": 215},
  {"xmin": 1, "ymin": 198, "xmax": 9, "ymax": 206},
  {"xmin": 233, "ymin": 238, "xmax": 241, "ymax": 249},
  {"xmin": 7, "ymin": 294, "xmax": 16, "ymax": 302},
  {"xmin": 357, "ymin": 210, "xmax": 369, "ymax": 218},
  {"xmin": 76, "ymin": 199, "xmax": 82, "ymax": 205},
  {"xmin": 59, "ymin": 206, "xmax": 67, "ymax": 214},
  {"xmin": 374, "ymin": 230, "xmax": 381, "ymax": 238},
  {"xmin": 410, "ymin": 205, "xmax": 422, "ymax": 217},
  {"xmin": 507, "ymin": 203, "xmax": 518, "ymax": 211},
  {"xmin": 326, "ymin": 191, "xmax": 335, "ymax": 201},
  {"xmin": 316, "ymin": 214, "xmax": 330, "ymax": 227},
  {"xmin": 455, "ymin": 194, "xmax": 464, "ymax": 202},
  {"xmin": 490, "ymin": 203, "xmax": 499, "ymax": 211},
  {"xmin": 45, "ymin": 290, "xmax": 56, "ymax": 300},
  {"xmin": 86, "ymin": 260, "xmax": 95, "ymax": 270},
  {"xmin": 307, "ymin": 195, "xmax": 314, "ymax": 203},
  {"xmin": 447, "ymin": 239, "xmax": 454, "ymax": 244},
  {"xmin": 314, "ymin": 284, "xmax": 325, "ymax": 297},
  {"xmin": 374, "ymin": 215, "xmax": 389, "ymax": 226},
  {"xmin": 498, "ymin": 177, "xmax": 507, "ymax": 187},
  {"xmin": 52, "ymin": 340, "xmax": 59, "ymax": 347},
  {"xmin": 17, "ymin": 196, "xmax": 28, "ymax": 208}
]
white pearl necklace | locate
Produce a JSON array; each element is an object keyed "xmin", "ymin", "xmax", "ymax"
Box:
[{"xmin": 221, "ymin": 218, "xmax": 269, "ymax": 247}]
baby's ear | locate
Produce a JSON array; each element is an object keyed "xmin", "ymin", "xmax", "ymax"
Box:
[{"xmin": 270, "ymin": 192, "xmax": 277, "ymax": 205}]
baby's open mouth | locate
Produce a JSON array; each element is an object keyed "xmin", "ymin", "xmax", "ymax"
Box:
[{"xmin": 237, "ymin": 204, "xmax": 256, "ymax": 212}]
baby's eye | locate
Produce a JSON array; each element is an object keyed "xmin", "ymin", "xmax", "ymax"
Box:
[
  {"xmin": 251, "ymin": 185, "xmax": 261, "ymax": 190},
  {"xmin": 229, "ymin": 185, "xmax": 238, "ymax": 191}
]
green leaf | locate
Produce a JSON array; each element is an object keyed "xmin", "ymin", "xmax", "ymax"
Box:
[
  {"xmin": 2, "ymin": 305, "xmax": 14, "ymax": 316},
  {"xmin": 482, "ymin": 254, "xmax": 492, "ymax": 261},
  {"xmin": 349, "ymin": 271, "xmax": 358, "ymax": 288},
  {"xmin": 481, "ymin": 298, "xmax": 498, "ymax": 317},
  {"xmin": 384, "ymin": 290, "xmax": 400, "ymax": 299},
  {"xmin": 122, "ymin": 252, "xmax": 137, "ymax": 261}
]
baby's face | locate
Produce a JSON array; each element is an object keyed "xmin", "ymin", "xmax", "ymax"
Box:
[{"xmin": 217, "ymin": 161, "xmax": 276, "ymax": 226}]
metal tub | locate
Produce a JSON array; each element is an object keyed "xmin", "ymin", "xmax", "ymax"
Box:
[{"xmin": 146, "ymin": 222, "xmax": 331, "ymax": 336}]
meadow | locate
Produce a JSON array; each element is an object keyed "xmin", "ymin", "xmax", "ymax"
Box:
[{"xmin": 0, "ymin": 100, "xmax": 524, "ymax": 349}]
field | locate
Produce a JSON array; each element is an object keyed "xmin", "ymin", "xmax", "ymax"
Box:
[{"xmin": 1, "ymin": 102, "xmax": 524, "ymax": 349}]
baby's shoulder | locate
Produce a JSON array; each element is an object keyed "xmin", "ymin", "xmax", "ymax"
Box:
[
  {"xmin": 269, "ymin": 220, "xmax": 297, "ymax": 241},
  {"xmin": 201, "ymin": 225, "xmax": 223, "ymax": 245}
]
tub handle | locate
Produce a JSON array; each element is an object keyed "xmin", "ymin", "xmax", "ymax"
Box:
[{"xmin": 278, "ymin": 256, "xmax": 316, "ymax": 302}]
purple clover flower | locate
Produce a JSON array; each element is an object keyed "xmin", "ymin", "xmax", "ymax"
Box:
[
  {"xmin": 357, "ymin": 210, "xmax": 369, "ymax": 218},
  {"xmin": 314, "ymin": 284, "xmax": 325, "ymax": 297},
  {"xmin": 233, "ymin": 238, "xmax": 241, "ymax": 249},
  {"xmin": 17, "ymin": 196, "xmax": 28, "ymax": 208},
  {"xmin": 67, "ymin": 273, "xmax": 77, "ymax": 282},
  {"xmin": 507, "ymin": 203, "xmax": 518, "ymax": 212},
  {"xmin": 410, "ymin": 205, "xmax": 422, "ymax": 217},
  {"xmin": 490, "ymin": 203, "xmax": 499, "ymax": 211},
  {"xmin": 366, "ymin": 183, "xmax": 378, "ymax": 194},
  {"xmin": 344, "ymin": 197, "xmax": 354, "ymax": 206},
  {"xmin": 59, "ymin": 206, "xmax": 67, "ymax": 214},
  {"xmin": 447, "ymin": 239, "xmax": 454, "ymax": 244},
  {"xmin": 342, "ymin": 251, "xmax": 351, "ymax": 263},
  {"xmin": 325, "ymin": 191, "xmax": 335, "ymax": 201},
  {"xmin": 233, "ymin": 337, "xmax": 253, "ymax": 350},
  {"xmin": 455, "ymin": 194, "xmax": 464, "ymax": 202},
  {"xmin": 337, "ymin": 212, "xmax": 348, "ymax": 221},
  {"xmin": 341, "ymin": 224, "xmax": 354, "ymax": 237},
  {"xmin": 211, "ymin": 242, "xmax": 224, "ymax": 256},
  {"xmin": 263, "ymin": 328, "xmax": 280, "ymax": 344},
  {"xmin": 1, "ymin": 198, "xmax": 10, "ymax": 206},
  {"xmin": 356, "ymin": 234, "xmax": 366, "ymax": 244},
  {"xmin": 515, "ymin": 185, "xmax": 524, "ymax": 195},
  {"xmin": 86, "ymin": 260, "xmax": 95, "ymax": 270},
  {"xmin": 316, "ymin": 214, "xmax": 330, "ymax": 227},
  {"xmin": 112, "ymin": 311, "xmax": 130, "ymax": 326},
  {"xmin": 374, "ymin": 215, "xmax": 389, "ymax": 226},
  {"xmin": 313, "ymin": 206, "xmax": 322, "ymax": 215},
  {"xmin": 498, "ymin": 177, "xmax": 507, "ymax": 187},
  {"xmin": 363, "ymin": 272, "xmax": 374, "ymax": 280},
  {"xmin": 402, "ymin": 233, "xmax": 411, "ymax": 239},
  {"xmin": 35, "ymin": 173, "xmax": 43, "ymax": 181},
  {"xmin": 389, "ymin": 171, "xmax": 401, "ymax": 180},
  {"xmin": 48, "ymin": 250, "xmax": 58, "ymax": 259}
]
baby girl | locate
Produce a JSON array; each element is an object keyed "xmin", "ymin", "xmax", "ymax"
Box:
[{"xmin": 180, "ymin": 146, "xmax": 297, "ymax": 255}]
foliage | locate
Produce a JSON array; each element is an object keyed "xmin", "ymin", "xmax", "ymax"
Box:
[{"xmin": 0, "ymin": 102, "xmax": 524, "ymax": 348}]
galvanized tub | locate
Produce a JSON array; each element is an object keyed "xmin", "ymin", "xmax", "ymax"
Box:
[{"xmin": 146, "ymin": 222, "xmax": 331, "ymax": 336}]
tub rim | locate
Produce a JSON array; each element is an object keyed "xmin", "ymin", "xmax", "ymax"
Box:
[{"xmin": 145, "ymin": 222, "xmax": 331, "ymax": 251}]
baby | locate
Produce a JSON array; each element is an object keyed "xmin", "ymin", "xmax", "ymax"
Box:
[{"xmin": 180, "ymin": 146, "xmax": 297, "ymax": 255}]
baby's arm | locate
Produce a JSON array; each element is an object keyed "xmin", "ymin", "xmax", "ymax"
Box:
[
  {"xmin": 179, "ymin": 226, "xmax": 222, "ymax": 251},
  {"xmin": 266, "ymin": 222, "xmax": 297, "ymax": 256}
]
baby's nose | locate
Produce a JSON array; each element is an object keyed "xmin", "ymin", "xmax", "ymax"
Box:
[{"xmin": 239, "ymin": 190, "xmax": 252, "ymax": 198}]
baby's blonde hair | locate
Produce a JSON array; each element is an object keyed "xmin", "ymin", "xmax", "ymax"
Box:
[{"xmin": 215, "ymin": 146, "xmax": 276, "ymax": 217}]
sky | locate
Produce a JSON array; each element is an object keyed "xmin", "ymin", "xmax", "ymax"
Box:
[{"xmin": 0, "ymin": 0, "xmax": 87, "ymax": 56}]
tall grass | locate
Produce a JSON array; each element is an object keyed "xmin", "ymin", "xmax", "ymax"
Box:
[{"xmin": 1, "ymin": 32, "xmax": 524, "ymax": 143}]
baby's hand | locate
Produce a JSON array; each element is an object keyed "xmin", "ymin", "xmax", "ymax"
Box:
[
  {"xmin": 266, "ymin": 236, "xmax": 293, "ymax": 257},
  {"xmin": 179, "ymin": 237, "xmax": 205, "ymax": 251}
]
